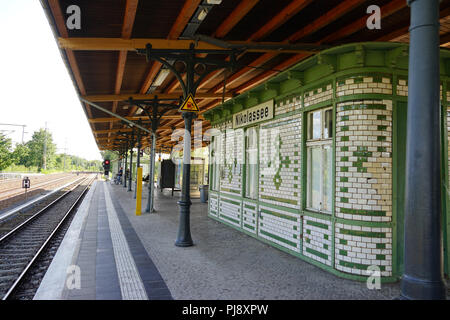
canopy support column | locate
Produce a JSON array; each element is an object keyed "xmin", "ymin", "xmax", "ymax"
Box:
[
  {"xmin": 401, "ymin": 0, "xmax": 447, "ymax": 300},
  {"xmin": 146, "ymin": 131, "xmax": 157, "ymax": 213},
  {"xmin": 139, "ymin": 43, "xmax": 237, "ymax": 246},
  {"xmin": 123, "ymin": 143, "xmax": 128, "ymax": 188},
  {"xmin": 176, "ymin": 111, "xmax": 194, "ymax": 246},
  {"xmin": 134, "ymin": 126, "xmax": 142, "ymax": 199},
  {"xmin": 128, "ymin": 131, "xmax": 134, "ymax": 192}
]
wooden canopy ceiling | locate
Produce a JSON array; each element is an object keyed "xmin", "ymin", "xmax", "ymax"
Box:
[{"xmin": 41, "ymin": 0, "xmax": 450, "ymax": 152}]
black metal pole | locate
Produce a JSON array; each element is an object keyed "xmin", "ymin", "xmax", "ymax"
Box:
[
  {"xmin": 123, "ymin": 144, "xmax": 128, "ymax": 188},
  {"xmin": 134, "ymin": 129, "xmax": 141, "ymax": 199},
  {"xmin": 118, "ymin": 155, "xmax": 121, "ymax": 176},
  {"xmin": 176, "ymin": 50, "xmax": 195, "ymax": 247},
  {"xmin": 401, "ymin": 0, "xmax": 446, "ymax": 300},
  {"xmin": 128, "ymin": 132, "xmax": 134, "ymax": 192},
  {"xmin": 146, "ymin": 132, "xmax": 157, "ymax": 212},
  {"xmin": 175, "ymin": 111, "xmax": 194, "ymax": 247}
]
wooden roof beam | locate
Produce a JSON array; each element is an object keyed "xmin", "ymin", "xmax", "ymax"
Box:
[
  {"xmin": 130, "ymin": 0, "xmax": 203, "ymax": 116},
  {"xmin": 248, "ymin": 0, "xmax": 314, "ymax": 41},
  {"xmin": 229, "ymin": 0, "xmax": 417, "ymax": 97},
  {"xmin": 322, "ymin": 0, "xmax": 406, "ymax": 43},
  {"xmin": 90, "ymin": 115, "xmax": 204, "ymax": 123},
  {"xmin": 210, "ymin": 0, "xmax": 367, "ymax": 94},
  {"xmin": 168, "ymin": 0, "xmax": 261, "ymax": 93},
  {"xmin": 83, "ymin": 93, "xmax": 232, "ymax": 102},
  {"xmin": 57, "ymin": 37, "xmax": 324, "ymax": 53},
  {"xmin": 94, "ymin": 126, "xmax": 173, "ymax": 135},
  {"xmin": 110, "ymin": 0, "xmax": 139, "ymax": 138},
  {"xmin": 212, "ymin": 0, "xmax": 260, "ymax": 38}
]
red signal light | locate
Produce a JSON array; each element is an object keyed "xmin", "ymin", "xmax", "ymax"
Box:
[{"xmin": 105, "ymin": 160, "xmax": 110, "ymax": 165}]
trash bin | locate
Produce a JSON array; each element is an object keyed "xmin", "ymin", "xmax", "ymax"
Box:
[{"xmin": 199, "ymin": 185, "xmax": 209, "ymax": 203}]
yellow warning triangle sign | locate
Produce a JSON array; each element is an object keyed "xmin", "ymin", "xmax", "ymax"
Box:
[{"xmin": 179, "ymin": 94, "xmax": 200, "ymax": 112}]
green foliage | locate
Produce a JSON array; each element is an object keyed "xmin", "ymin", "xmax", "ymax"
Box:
[
  {"xmin": 26, "ymin": 128, "xmax": 57, "ymax": 171},
  {"xmin": 1, "ymin": 128, "xmax": 103, "ymax": 173},
  {"xmin": 0, "ymin": 133, "xmax": 13, "ymax": 170},
  {"xmin": 100, "ymin": 150, "xmax": 118, "ymax": 161},
  {"xmin": 12, "ymin": 143, "xmax": 30, "ymax": 166}
]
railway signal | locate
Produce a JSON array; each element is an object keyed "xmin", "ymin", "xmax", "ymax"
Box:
[
  {"xmin": 103, "ymin": 159, "xmax": 110, "ymax": 177},
  {"xmin": 22, "ymin": 176, "xmax": 30, "ymax": 200}
]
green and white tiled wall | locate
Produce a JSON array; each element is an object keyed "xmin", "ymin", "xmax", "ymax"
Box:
[
  {"xmin": 335, "ymin": 99, "xmax": 393, "ymax": 223},
  {"xmin": 259, "ymin": 112, "xmax": 302, "ymax": 210},
  {"xmin": 208, "ymin": 72, "xmax": 449, "ymax": 281},
  {"xmin": 303, "ymin": 216, "xmax": 332, "ymax": 267}
]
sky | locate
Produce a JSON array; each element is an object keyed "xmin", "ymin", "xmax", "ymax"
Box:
[{"xmin": 0, "ymin": 0, "xmax": 102, "ymax": 160}]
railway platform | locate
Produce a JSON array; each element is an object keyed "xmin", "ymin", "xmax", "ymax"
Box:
[{"xmin": 34, "ymin": 180, "xmax": 402, "ymax": 300}]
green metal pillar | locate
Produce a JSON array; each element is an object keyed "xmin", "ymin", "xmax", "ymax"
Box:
[
  {"xmin": 128, "ymin": 131, "xmax": 134, "ymax": 192},
  {"xmin": 134, "ymin": 128, "xmax": 141, "ymax": 199},
  {"xmin": 401, "ymin": 0, "xmax": 447, "ymax": 300}
]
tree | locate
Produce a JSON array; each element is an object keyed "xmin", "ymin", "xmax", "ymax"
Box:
[
  {"xmin": 12, "ymin": 143, "xmax": 30, "ymax": 166},
  {"xmin": 0, "ymin": 133, "xmax": 13, "ymax": 170},
  {"xmin": 26, "ymin": 128, "xmax": 56, "ymax": 171},
  {"xmin": 100, "ymin": 150, "xmax": 118, "ymax": 161}
]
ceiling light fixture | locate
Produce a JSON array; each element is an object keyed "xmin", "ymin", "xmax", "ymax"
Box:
[
  {"xmin": 197, "ymin": 8, "xmax": 208, "ymax": 21},
  {"xmin": 153, "ymin": 69, "xmax": 171, "ymax": 87}
]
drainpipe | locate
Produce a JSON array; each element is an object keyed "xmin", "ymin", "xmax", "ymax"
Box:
[{"xmin": 401, "ymin": 0, "xmax": 446, "ymax": 299}]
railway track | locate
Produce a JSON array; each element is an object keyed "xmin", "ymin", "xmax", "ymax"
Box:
[
  {"xmin": 0, "ymin": 175, "xmax": 96, "ymax": 300},
  {"xmin": 0, "ymin": 174, "xmax": 74, "ymax": 202}
]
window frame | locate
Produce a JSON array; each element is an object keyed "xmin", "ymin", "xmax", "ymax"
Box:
[
  {"xmin": 306, "ymin": 107, "xmax": 333, "ymax": 214},
  {"xmin": 210, "ymin": 134, "xmax": 221, "ymax": 192},
  {"xmin": 244, "ymin": 125, "xmax": 259, "ymax": 200}
]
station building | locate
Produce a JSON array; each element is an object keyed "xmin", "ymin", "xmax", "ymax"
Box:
[{"xmin": 203, "ymin": 42, "xmax": 450, "ymax": 281}]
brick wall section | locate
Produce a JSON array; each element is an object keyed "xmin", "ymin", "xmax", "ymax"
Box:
[
  {"xmin": 208, "ymin": 71, "xmax": 441, "ymax": 279},
  {"xmin": 259, "ymin": 112, "xmax": 302, "ymax": 210},
  {"xmin": 303, "ymin": 216, "xmax": 332, "ymax": 266},
  {"xmin": 335, "ymin": 223, "xmax": 392, "ymax": 276},
  {"xmin": 209, "ymin": 192, "xmax": 218, "ymax": 217},
  {"xmin": 398, "ymin": 78, "xmax": 443, "ymax": 99},
  {"xmin": 335, "ymin": 99, "xmax": 393, "ymax": 223},
  {"xmin": 220, "ymin": 122, "xmax": 243, "ymax": 196},
  {"xmin": 304, "ymin": 83, "xmax": 333, "ymax": 107},
  {"xmin": 219, "ymin": 195, "xmax": 241, "ymax": 227},
  {"xmin": 258, "ymin": 204, "xmax": 301, "ymax": 253},
  {"xmin": 242, "ymin": 201, "xmax": 257, "ymax": 234},
  {"xmin": 335, "ymin": 98, "xmax": 393, "ymax": 276},
  {"xmin": 396, "ymin": 78, "xmax": 408, "ymax": 96},
  {"xmin": 275, "ymin": 96, "xmax": 301, "ymax": 116},
  {"xmin": 337, "ymin": 75, "xmax": 392, "ymax": 97}
]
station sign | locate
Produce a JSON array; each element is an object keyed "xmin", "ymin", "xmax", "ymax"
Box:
[{"xmin": 232, "ymin": 100, "xmax": 274, "ymax": 129}]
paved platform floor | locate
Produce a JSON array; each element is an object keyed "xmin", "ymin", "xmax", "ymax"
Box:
[{"xmin": 35, "ymin": 179, "xmax": 404, "ymax": 300}]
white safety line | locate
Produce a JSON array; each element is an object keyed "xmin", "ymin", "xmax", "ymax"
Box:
[{"xmin": 103, "ymin": 183, "xmax": 148, "ymax": 300}]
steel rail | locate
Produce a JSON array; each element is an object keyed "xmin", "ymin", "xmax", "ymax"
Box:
[
  {"xmin": 0, "ymin": 174, "xmax": 75, "ymax": 201},
  {"xmin": 1, "ymin": 175, "xmax": 95, "ymax": 300},
  {"xmin": 0, "ymin": 176, "xmax": 85, "ymax": 243}
]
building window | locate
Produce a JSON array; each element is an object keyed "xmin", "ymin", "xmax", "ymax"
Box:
[
  {"xmin": 245, "ymin": 126, "xmax": 258, "ymax": 199},
  {"xmin": 210, "ymin": 134, "xmax": 221, "ymax": 191},
  {"xmin": 306, "ymin": 108, "xmax": 333, "ymax": 213}
]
